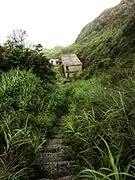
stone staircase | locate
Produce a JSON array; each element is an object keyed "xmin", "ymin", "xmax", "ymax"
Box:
[{"xmin": 33, "ymin": 127, "xmax": 77, "ymax": 180}]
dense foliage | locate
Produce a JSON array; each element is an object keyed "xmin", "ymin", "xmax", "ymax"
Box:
[
  {"xmin": 49, "ymin": 77, "xmax": 135, "ymax": 179},
  {"xmin": 0, "ymin": 30, "xmax": 55, "ymax": 82},
  {"xmin": 0, "ymin": 1, "xmax": 135, "ymax": 178},
  {"xmin": 0, "ymin": 30, "xmax": 57, "ymax": 179},
  {"xmin": 0, "ymin": 69, "xmax": 55, "ymax": 179},
  {"xmin": 64, "ymin": 0, "xmax": 135, "ymax": 82}
]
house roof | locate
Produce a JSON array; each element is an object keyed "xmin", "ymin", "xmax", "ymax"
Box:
[{"xmin": 61, "ymin": 54, "xmax": 82, "ymax": 66}]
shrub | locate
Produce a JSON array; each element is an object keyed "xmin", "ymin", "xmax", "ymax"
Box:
[
  {"xmin": 0, "ymin": 30, "xmax": 56, "ymax": 82},
  {"xmin": 0, "ymin": 69, "xmax": 54, "ymax": 179},
  {"xmin": 48, "ymin": 84, "xmax": 74, "ymax": 118},
  {"xmin": 62, "ymin": 77, "xmax": 135, "ymax": 178}
]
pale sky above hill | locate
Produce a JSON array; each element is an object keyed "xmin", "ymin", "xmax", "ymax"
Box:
[{"xmin": 0, "ymin": 0, "xmax": 121, "ymax": 48}]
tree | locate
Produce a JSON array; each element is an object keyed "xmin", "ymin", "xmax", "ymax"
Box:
[
  {"xmin": 33, "ymin": 44, "xmax": 43, "ymax": 53},
  {"xmin": 7, "ymin": 29, "xmax": 28, "ymax": 47},
  {"xmin": 0, "ymin": 30, "xmax": 56, "ymax": 82}
]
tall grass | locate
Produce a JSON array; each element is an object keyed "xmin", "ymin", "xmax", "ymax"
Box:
[
  {"xmin": 1, "ymin": 69, "xmax": 135, "ymax": 179},
  {"xmin": 79, "ymin": 137, "xmax": 135, "ymax": 180},
  {"xmin": 60, "ymin": 77, "xmax": 135, "ymax": 179},
  {"xmin": 0, "ymin": 69, "xmax": 54, "ymax": 179}
]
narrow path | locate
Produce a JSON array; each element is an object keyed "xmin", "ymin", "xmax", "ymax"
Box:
[{"xmin": 33, "ymin": 126, "xmax": 77, "ymax": 180}]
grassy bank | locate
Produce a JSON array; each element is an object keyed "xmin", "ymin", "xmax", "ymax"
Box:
[
  {"xmin": 0, "ymin": 69, "xmax": 135, "ymax": 179},
  {"xmin": 0, "ymin": 69, "xmax": 56, "ymax": 179},
  {"xmin": 49, "ymin": 76, "xmax": 135, "ymax": 179}
]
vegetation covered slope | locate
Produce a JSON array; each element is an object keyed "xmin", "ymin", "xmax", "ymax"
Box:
[
  {"xmin": 60, "ymin": 77, "xmax": 135, "ymax": 179},
  {"xmin": 1, "ymin": 1, "xmax": 135, "ymax": 177},
  {"xmin": 0, "ymin": 69, "xmax": 55, "ymax": 179},
  {"xmin": 65, "ymin": 0, "xmax": 135, "ymax": 81},
  {"xmin": 0, "ymin": 30, "xmax": 57, "ymax": 179}
]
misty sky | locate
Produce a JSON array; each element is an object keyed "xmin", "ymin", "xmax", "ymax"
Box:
[{"xmin": 0, "ymin": 0, "xmax": 121, "ymax": 48}]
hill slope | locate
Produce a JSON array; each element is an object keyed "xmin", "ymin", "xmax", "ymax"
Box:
[{"xmin": 69, "ymin": 0, "xmax": 135, "ymax": 80}]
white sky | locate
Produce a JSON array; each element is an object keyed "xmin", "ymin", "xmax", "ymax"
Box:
[{"xmin": 0, "ymin": 0, "xmax": 121, "ymax": 48}]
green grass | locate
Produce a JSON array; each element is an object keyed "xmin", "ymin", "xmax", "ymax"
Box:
[
  {"xmin": 78, "ymin": 137, "xmax": 135, "ymax": 180},
  {"xmin": 0, "ymin": 69, "xmax": 55, "ymax": 179},
  {"xmin": 63, "ymin": 1, "xmax": 135, "ymax": 83},
  {"xmin": 56, "ymin": 76, "xmax": 135, "ymax": 179},
  {"xmin": 1, "ymin": 68, "xmax": 135, "ymax": 179}
]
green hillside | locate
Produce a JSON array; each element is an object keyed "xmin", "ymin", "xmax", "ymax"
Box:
[
  {"xmin": 0, "ymin": 1, "xmax": 135, "ymax": 179},
  {"xmin": 68, "ymin": 0, "xmax": 135, "ymax": 81}
]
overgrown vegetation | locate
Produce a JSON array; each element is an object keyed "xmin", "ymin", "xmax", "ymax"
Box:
[
  {"xmin": 64, "ymin": 0, "xmax": 135, "ymax": 83},
  {"xmin": 58, "ymin": 77, "xmax": 135, "ymax": 179},
  {"xmin": 0, "ymin": 0, "xmax": 135, "ymax": 179},
  {"xmin": 0, "ymin": 30, "xmax": 57, "ymax": 179},
  {"xmin": 0, "ymin": 29, "xmax": 55, "ymax": 82},
  {"xmin": 0, "ymin": 69, "xmax": 55, "ymax": 179},
  {"xmin": 39, "ymin": 74, "xmax": 135, "ymax": 179}
]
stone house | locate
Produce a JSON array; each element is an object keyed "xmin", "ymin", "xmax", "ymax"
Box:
[{"xmin": 61, "ymin": 54, "xmax": 82, "ymax": 81}]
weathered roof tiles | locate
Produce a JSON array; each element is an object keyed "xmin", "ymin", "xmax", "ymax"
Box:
[{"xmin": 61, "ymin": 54, "xmax": 82, "ymax": 66}]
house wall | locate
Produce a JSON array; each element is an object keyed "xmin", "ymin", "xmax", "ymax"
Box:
[
  {"xmin": 49, "ymin": 59, "xmax": 60, "ymax": 66},
  {"xmin": 62, "ymin": 65, "xmax": 82, "ymax": 79},
  {"xmin": 68, "ymin": 65, "xmax": 82, "ymax": 72}
]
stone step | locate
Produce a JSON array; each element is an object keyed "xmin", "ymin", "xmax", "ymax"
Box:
[
  {"xmin": 38, "ymin": 176, "xmax": 74, "ymax": 180},
  {"xmin": 34, "ymin": 125, "xmax": 76, "ymax": 180},
  {"xmin": 45, "ymin": 144, "xmax": 69, "ymax": 153},
  {"xmin": 47, "ymin": 138, "xmax": 64, "ymax": 145},
  {"xmin": 57, "ymin": 175, "xmax": 74, "ymax": 180},
  {"xmin": 37, "ymin": 179, "xmax": 53, "ymax": 180},
  {"xmin": 40, "ymin": 161, "xmax": 76, "ymax": 178},
  {"xmin": 36, "ymin": 152, "xmax": 66, "ymax": 162},
  {"xmin": 41, "ymin": 160, "xmax": 76, "ymax": 168},
  {"xmin": 46, "ymin": 160, "xmax": 75, "ymax": 165}
]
